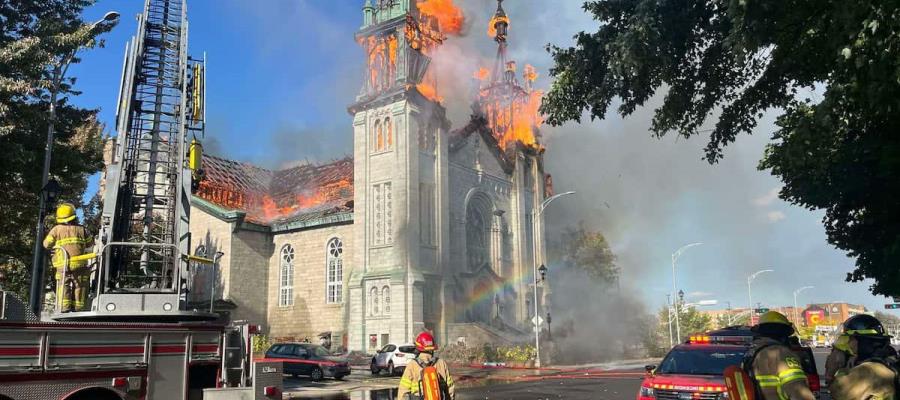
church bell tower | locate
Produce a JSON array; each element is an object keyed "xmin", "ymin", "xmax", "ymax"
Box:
[{"xmin": 347, "ymin": 0, "xmax": 451, "ymax": 352}]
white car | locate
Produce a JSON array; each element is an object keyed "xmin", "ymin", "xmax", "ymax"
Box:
[{"xmin": 370, "ymin": 343, "xmax": 417, "ymax": 376}]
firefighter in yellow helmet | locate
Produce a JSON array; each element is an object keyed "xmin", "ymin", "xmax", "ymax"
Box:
[
  {"xmin": 829, "ymin": 314, "xmax": 898, "ymax": 400},
  {"xmin": 42, "ymin": 203, "xmax": 94, "ymax": 312},
  {"xmin": 824, "ymin": 331, "xmax": 854, "ymax": 385},
  {"xmin": 746, "ymin": 311, "xmax": 815, "ymax": 400},
  {"xmin": 397, "ymin": 331, "xmax": 455, "ymax": 400}
]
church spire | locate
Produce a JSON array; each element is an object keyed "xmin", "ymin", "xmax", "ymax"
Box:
[{"xmin": 488, "ymin": 0, "xmax": 512, "ymax": 84}]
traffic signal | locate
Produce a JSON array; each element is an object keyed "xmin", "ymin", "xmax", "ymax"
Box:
[{"xmin": 884, "ymin": 304, "xmax": 900, "ymax": 310}]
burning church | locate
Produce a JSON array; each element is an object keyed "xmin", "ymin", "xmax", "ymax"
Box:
[{"xmin": 182, "ymin": 0, "xmax": 552, "ymax": 351}]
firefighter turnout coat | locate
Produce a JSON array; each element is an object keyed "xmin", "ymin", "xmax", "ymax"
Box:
[
  {"xmin": 749, "ymin": 338, "xmax": 816, "ymax": 400},
  {"xmin": 829, "ymin": 359, "xmax": 897, "ymax": 400},
  {"xmin": 397, "ymin": 353, "xmax": 455, "ymax": 400},
  {"xmin": 42, "ymin": 223, "xmax": 93, "ymax": 277}
]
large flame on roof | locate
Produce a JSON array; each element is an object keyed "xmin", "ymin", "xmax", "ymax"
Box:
[
  {"xmin": 477, "ymin": 63, "xmax": 545, "ymax": 151},
  {"xmin": 196, "ymin": 168, "xmax": 353, "ymax": 224},
  {"xmin": 417, "ymin": 0, "xmax": 465, "ymax": 36}
]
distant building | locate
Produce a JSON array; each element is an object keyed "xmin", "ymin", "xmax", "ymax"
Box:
[{"xmin": 805, "ymin": 303, "xmax": 868, "ymax": 326}]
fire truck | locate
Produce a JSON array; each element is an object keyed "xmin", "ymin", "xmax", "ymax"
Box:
[{"xmin": 0, "ymin": 0, "xmax": 281, "ymax": 399}]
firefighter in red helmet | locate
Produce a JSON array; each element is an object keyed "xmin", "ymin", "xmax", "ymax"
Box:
[{"xmin": 397, "ymin": 331, "xmax": 455, "ymax": 400}]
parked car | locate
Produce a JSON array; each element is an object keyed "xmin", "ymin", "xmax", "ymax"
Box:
[
  {"xmin": 371, "ymin": 343, "xmax": 417, "ymax": 376},
  {"xmin": 265, "ymin": 343, "xmax": 351, "ymax": 381}
]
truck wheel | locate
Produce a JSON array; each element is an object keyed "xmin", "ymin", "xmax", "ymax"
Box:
[
  {"xmin": 310, "ymin": 367, "xmax": 324, "ymax": 381},
  {"xmin": 370, "ymin": 360, "xmax": 380, "ymax": 375}
]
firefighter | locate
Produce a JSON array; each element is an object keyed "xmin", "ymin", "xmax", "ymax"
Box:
[
  {"xmin": 829, "ymin": 314, "xmax": 898, "ymax": 400},
  {"xmin": 397, "ymin": 331, "xmax": 455, "ymax": 400},
  {"xmin": 746, "ymin": 311, "xmax": 816, "ymax": 400},
  {"xmin": 824, "ymin": 331, "xmax": 854, "ymax": 384},
  {"xmin": 42, "ymin": 203, "xmax": 94, "ymax": 312}
]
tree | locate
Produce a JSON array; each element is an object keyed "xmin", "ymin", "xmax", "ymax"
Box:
[
  {"xmin": 542, "ymin": 1, "xmax": 900, "ymax": 296},
  {"xmin": 557, "ymin": 223, "xmax": 618, "ymax": 283},
  {"xmin": 0, "ymin": 1, "xmax": 108, "ymax": 301},
  {"xmin": 652, "ymin": 303, "xmax": 712, "ymax": 352},
  {"xmin": 874, "ymin": 311, "xmax": 900, "ymax": 327},
  {"xmin": 714, "ymin": 312, "xmax": 749, "ymax": 329}
]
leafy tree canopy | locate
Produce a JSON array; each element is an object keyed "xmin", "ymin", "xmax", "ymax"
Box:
[
  {"xmin": 558, "ymin": 223, "xmax": 619, "ymax": 283},
  {"xmin": 0, "ymin": 0, "xmax": 108, "ymax": 300},
  {"xmin": 543, "ymin": 1, "xmax": 900, "ymax": 296}
]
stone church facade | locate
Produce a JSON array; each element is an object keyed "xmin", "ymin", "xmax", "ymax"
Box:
[{"xmin": 181, "ymin": 0, "xmax": 551, "ymax": 352}]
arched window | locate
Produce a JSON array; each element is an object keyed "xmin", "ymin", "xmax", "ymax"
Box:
[
  {"xmin": 384, "ymin": 117, "xmax": 393, "ymax": 150},
  {"xmin": 369, "ymin": 287, "xmax": 379, "ymax": 316},
  {"xmin": 374, "ymin": 119, "xmax": 384, "ymax": 152},
  {"xmin": 326, "ymin": 238, "xmax": 343, "ymax": 304},
  {"xmin": 279, "ymin": 245, "xmax": 295, "ymax": 307},
  {"xmin": 382, "ymin": 286, "xmax": 391, "ymax": 315},
  {"xmin": 466, "ymin": 195, "xmax": 492, "ymax": 271}
]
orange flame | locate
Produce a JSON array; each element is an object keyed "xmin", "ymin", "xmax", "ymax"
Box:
[
  {"xmin": 488, "ymin": 14, "xmax": 510, "ymax": 38},
  {"xmin": 417, "ymin": 83, "xmax": 442, "ymax": 102},
  {"xmin": 417, "ymin": 0, "xmax": 465, "ymax": 36},
  {"xmin": 523, "ymin": 64, "xmax": 538, "ymax": 82},
  {"xmin": 474, "ymin": 67, "xmax": 490, "ymax": 81},
  {"xmin": 198, "ymin": 178, "xmax": 353, "ymax": 224},
  {"xmin": 478, "ymin": 70, "xmax": 546, "ymax": 152},
  {"xmin": 365, "ymin": 34, "xmax": 399, "ymax": 94}
]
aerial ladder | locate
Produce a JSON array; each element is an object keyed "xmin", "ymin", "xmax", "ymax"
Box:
[{"xmin": 0, "ymin": 1, "xmax": 282, "ymax": 399}]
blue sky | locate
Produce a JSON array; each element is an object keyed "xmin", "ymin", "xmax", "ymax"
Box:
[{"xmin": 68, "ymin": 1, "xmax": 898, "ymax": 317}]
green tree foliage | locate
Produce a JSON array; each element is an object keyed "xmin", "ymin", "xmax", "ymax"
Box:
[
  {"xmin": 558, "ymin": 224, "xmax": 618, "ymax": 283},
  {"xmin": 543, "ymin": 1, "xmax": 900, "ymax": 296},
  {"xmin": 874, "ymin": 311, "xmax": 900, "ymax": 326},
  {"xmin": 714, "ymin": 312, "xmax": 750, "ymax": 329},
  {"xmin": 0, "ymin": 0, "xmax": 108, "ymax": 300},
  {"xmin": 648, "ymin": 303, "xmax": 713, "ymax": 353}
]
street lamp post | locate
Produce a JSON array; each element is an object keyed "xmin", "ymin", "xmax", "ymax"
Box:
[
  {"xmin": 531, "ymin": 190, "xmax": 575, "ymax": 368},
  {"xmin": 671, "ymin": 242, "xmax": 702, "ymax": 343},
  {"xmin": 27, "ymin": 11, "xmax": 119, "ymax": 315},
  {"xmin": 747, "ymin": 269, "xmax": 774, "ymax": 325},
  {"xmin": 793, "ymin": 286, "xmax": 814, "ymax": 326}
]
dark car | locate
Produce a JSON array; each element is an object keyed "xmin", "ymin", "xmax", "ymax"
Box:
[{"xmin": 265, "ymin": 343, "xmax": 351, "ymax": 381}]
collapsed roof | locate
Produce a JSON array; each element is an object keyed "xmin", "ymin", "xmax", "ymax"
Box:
[{"xmin": 195, "ymin": 155, "xmax": 354, "ymax": 226}]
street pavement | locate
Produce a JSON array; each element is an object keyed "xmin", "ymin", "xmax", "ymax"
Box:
[
  {"xmin": 284, "ymin": 349, "xmax": 834, "ymax": 400},
  {"xmin": 284, "ymin": 364, "xmax": 647, "ymax": 399}
]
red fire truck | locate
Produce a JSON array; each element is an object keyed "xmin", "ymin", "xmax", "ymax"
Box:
[{"xmin": 0, "ymin": 0, "xmax": 282, "ymax": 398}]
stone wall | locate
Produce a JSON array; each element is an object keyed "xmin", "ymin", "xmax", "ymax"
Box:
[
  {"xmin": 267, "ymin": 223, "xmax": 352, "ymax": 344},
  {"xmin": 228, "ymin": 229, "xmax": 272, "ymax": 326},
  {"xmin": 188, "ymin": 207, "xmax": 233, "ymax": 300}
]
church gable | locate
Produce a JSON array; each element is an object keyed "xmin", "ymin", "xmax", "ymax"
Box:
[
  {"xmin": 449, "ymin": 116, "xmax": 514, "ymax": 177},
  {"xmin": 195, "ymin": 155, "xmax": 354, "ymax": 227}
]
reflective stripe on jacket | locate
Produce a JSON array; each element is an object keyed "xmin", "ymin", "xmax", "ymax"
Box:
[
  {"xmin": 43, "ymin": 224, "xmax": 93, "ymax": 271},
  {"xmin": 749, "ymin": 338, "xmax": 816, "ymax": 400}
]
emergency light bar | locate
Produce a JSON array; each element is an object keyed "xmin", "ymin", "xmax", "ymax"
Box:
[{"xmin": 688, "ymin": 333, "xmax": 754, "ymax": 345}]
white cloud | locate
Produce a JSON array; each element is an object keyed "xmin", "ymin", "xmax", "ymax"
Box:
[
  {"xmin": 687, "ymin": 291, "xmax": 714, "ymax": 299},
  {"xmin": 766, "ymin": 211, "xmax": 787, "ymax": 223},
  {"xmin": 753, "ymin": 187, "xmax": 781, "ymax": 207}
]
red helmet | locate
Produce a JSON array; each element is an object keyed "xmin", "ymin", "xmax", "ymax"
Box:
[{"xmin": 415, "ymin": 331, "xmax": 436, "ymax": 352}]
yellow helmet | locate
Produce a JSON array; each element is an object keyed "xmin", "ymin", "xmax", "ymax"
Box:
[
  {"xmin": 758, "ymin": 311, "xmax": 792, "ymax": 326},
  {"xmin": 55, "ymin": 203, "xmax": 77, "ymax": 224}
]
